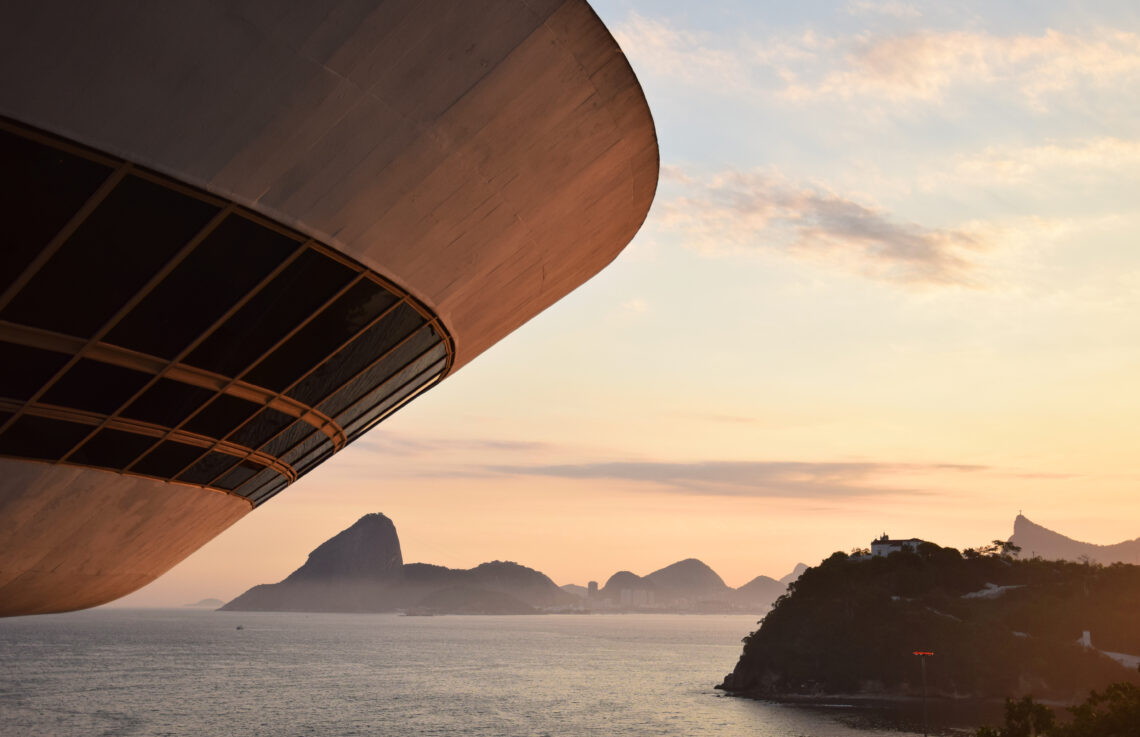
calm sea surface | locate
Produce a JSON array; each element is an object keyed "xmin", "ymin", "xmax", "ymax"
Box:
[{"xmin": 0, "ymin": 610, "xmax": 965, "ymax": 736}]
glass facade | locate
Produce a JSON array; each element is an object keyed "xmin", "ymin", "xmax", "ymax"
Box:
[{"xmin": 0, "ymin": 120, "xmax": 452, "ymax": 506}]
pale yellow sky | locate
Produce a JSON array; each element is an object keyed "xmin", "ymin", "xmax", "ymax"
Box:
[{"xmin": 115, "ymin": 1, "xmax": 1140, "ymax": 606}]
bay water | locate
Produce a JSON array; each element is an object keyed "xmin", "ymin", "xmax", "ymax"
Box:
[{"xmin": 0, "ymin": 610, "xmax": 951, "ymax": 736}]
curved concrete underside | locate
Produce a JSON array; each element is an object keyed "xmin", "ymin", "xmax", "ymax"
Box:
[
  {"xmin": 0, "ymin": 460, "xmax": 250, "ymax": 616},
  {"xmin": 0, "ymin": 0, "xmax": 659, "ymax": 369},
  {"xmin": 0, "ymin": 0, "xmax": 658, "ymax": 615}
]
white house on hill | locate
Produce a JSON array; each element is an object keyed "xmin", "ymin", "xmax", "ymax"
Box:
[{"xmin": 871, "ymin": 534, "xmax": 925, "ymax": 558}]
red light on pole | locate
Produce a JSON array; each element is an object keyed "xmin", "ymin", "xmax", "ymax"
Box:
[{"xmin": 913, "ymin": 651, "xmax": 933, "ymax": 737}]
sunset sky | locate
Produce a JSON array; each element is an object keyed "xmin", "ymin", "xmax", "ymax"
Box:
[{"xmin": 119, "ymin": 0, "xmax": 1140, "ymax": 606}]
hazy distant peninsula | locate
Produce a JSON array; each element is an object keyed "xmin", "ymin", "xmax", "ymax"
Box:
[
  {"xmin": 223, "ymin": 513, "xmax": 804, "ymax": 615},
  {"xmin": 184, "ymin": 598, "xmax": 223, "ymax": 609},
  {"xmin": 222, "ymin": 514, "xmax": 574, "ymax": 614},
  {"xmin": 718, "ymin": 543, "xmax": 1140, "ymax": 702},
  {"xmin": 1011, "ymin": 514, "xmax": 1140, "ymax": 565},
  {"xmin": 589, "ymin": 558, "xmax": 803, "ymax": 612}
]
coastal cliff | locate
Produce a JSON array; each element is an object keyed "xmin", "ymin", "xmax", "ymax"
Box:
[{"xmin": 718, "ymin": 544, "xmax": 1140, "ymax": 702}]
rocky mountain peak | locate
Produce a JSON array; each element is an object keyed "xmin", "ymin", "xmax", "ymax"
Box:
[
  {"xmin": 778, "ymin": 563, "xmax": 808, "ymax": 585},
  {"xmin": 1010, "ymin": 514, "xmax": 1140, "ymax": 565},
  {"xmin": 283, "ymin": 513, "xmax": 403, "ymax": 583}
]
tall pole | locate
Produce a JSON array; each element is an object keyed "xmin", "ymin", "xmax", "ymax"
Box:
[
  {"xmin": 913, "ymin": 651, "xmax": 934, "ymax": 737},
  {"xmin": 921, "ymin": 655, "xmax": 928, "ymax": 737}
]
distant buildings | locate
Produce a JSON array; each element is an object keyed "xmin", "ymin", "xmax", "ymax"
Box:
[
  {"xmin": 870, "ymin": 534, "xmax": 926, "ymax": 558},
  {"xmin": 1077, "ymin": 630, "xmax": 1140, "ymax": 670},
  {"xmin": 619, "ymin": 588, "xmax": 655, "ymax": 608}
]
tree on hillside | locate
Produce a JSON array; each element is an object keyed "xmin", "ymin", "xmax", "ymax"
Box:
[
  {"xmin": 975, "ymin": 683, "xmax": 1140, "ymax": 737},
  {"xmin": 976, "ymin": 696, "xmax": 1055, "ymax": 737},
  {"xmin": 966, "ymin": 540, "xmax": 1022, "ymax": 559},
  {"xmin": 996, "ymin": 540, "xmax": 1023, "ymax": 559},
  {"xmin": 1064, "ymin": 682, "xmax": 1140, "ymax": 737}
]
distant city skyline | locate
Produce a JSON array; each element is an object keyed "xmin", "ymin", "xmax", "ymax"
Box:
[{"xmin": 118, "ymin": 0, "xmax": 1140, "ymax": 606}]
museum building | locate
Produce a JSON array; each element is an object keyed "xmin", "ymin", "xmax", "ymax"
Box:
[{"xmin": 0, "ymin": 0, "xmax": 658, "ymax": 615}]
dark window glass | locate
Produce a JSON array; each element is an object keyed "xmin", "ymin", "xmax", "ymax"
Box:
[
  {"xmin": 286, "ymin": 302, "xmax": 424, "ymax": 406},
  {"xmin": 319, "ymin": 327, "xmax": 441, "ymax": 419},
  {"xmin": 280, "ymin": 432, "xmax": 329, "ymax": 468},
  {"xmin": 260, "ymin": 420, "xmax": 315, "ymax": 458},
  {"xmin": 0, "ymin": 342, "xmax": 71, "ymax": 400},
  {"xmin": 177, "ymin": 451, "xmax": 240, "ymax": 485},
  {"xmin": 1, "ymin": 175, "xmax": 219, "ymax": 337},
  {"xmin": 0, "ymin": 415, "xmax": 93, "ymax": 460},
  {"xmin": 215, "ymin": 460, "xmax": 264, "ymax": 491},
  {"xmin": 344, "ymin": 399, "xmax": 399, "ymax": 441},
  {"xmin": 245, "ymin": 280, "xmax": 398, "ymax": 392},
  {"xmin": 40, "ymin": 359, "xmax": 152, "ymax": 415},
  {"xmin": 344, "ymin": 358, "xmax": 444, "ymax": 442},
  {"xmin": 295, "ymin": 446, "xmax": 334, "ymax": 478},
  {"xmin": 250, "ymin": 476, "xmax": 289, "ymax": 506},
  {"xmin": 182, "ymin": 394, "xmax": 261, "ymax": 440},
  {"xmin": 184, "ymin": 250, "xmax": 354, "ymax": 376},
  {"xmin": 227, "ymin": 408, "xmax": 296, "ymax": 450},
  {"xmin": 235, "ymin": 467, "xmax": 280, "ymax": 500},
  {"xmin": 335, "ymin": 346, "xmax": 446, "ymax": 430},
  {"xmin": 105, "ymin": 215, "xmax": 300, "ymax": 359},
  {"xmin": 69, "ymin": 428, "xmax": 155, "ymax": 470},
  {"xmin": 120, "ymin": 379, "xmax": 215, "ymax": 427},
  {"xmin": 0, "ymin": 129, "xmax": 112, "ymax": 296},
  {"xmin": 130, "ymin": 440, "xmax": 205, "ymax": 478}
]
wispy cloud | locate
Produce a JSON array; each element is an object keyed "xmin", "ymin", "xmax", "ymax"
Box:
[
  {"xmin": 947, "ymin": 138, "xmax": 1140, "ymax": 183},
  {"xmin": 353, "ymin": 433, "xmax": 549, "ymax": 457},
  {"xmin": 486, "ymin": 460, "xmax": 983, "ymax": 499},
  {"xmin": 347, "ymin": 433, "xmax": 1065, "ymax": 494},
  {"xmin": 672, "ymin": 411, "xmax": 759, "ymax": 425},
  {"xmin": 661, "ymin": 169, "xmax": 983, "ymax": 286},
  {"xmin": 789, "ymin": 29, "xmax": 1140, "ymax": 109},
  {"xmin": 620, "ymin": 298, "xmax": 649, "ymax": 315},
  {"xmin": 616, "ymin": 13, "xmax": 1140, "ymax": 112},
  {"xmin": 613, "ymin": 13, "xmax": 752, "ymax": 92},
  {"xmin": 846, "ymin": 1, "xmax": 921, "ymax": 19}
]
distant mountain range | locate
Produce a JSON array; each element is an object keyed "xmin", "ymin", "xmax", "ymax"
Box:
[
  {"xmin": 223, "ymin": 514, "xmax": 575, "ymax": 614},
  {"xmin": 589, "ymin": 558, "xmax": 804, "ymax": 612},
  {"xmin": 1010, "ymin": 514, "xmax": 1140, "ymax": 565},
  {"xmin": 184, "ymin": 598, "xmax": 223, "ymax": 609},
  {"xmin": 222, "ymin": 513, "xmax": 803, "ymax": 614}
]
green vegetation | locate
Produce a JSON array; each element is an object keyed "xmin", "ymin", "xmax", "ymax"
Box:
[
  {"xmin": 976, "ymin": 682, "xmax": 1140, "ymax": 736},
  {"xmin": 719, "ymin": 545, "xmax": 1140, "ymax": 700}
]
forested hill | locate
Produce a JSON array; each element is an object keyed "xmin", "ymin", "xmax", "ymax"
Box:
[{"xmin": 718, "ymin": 545, "xmax": 1140, "ymax": 702}]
